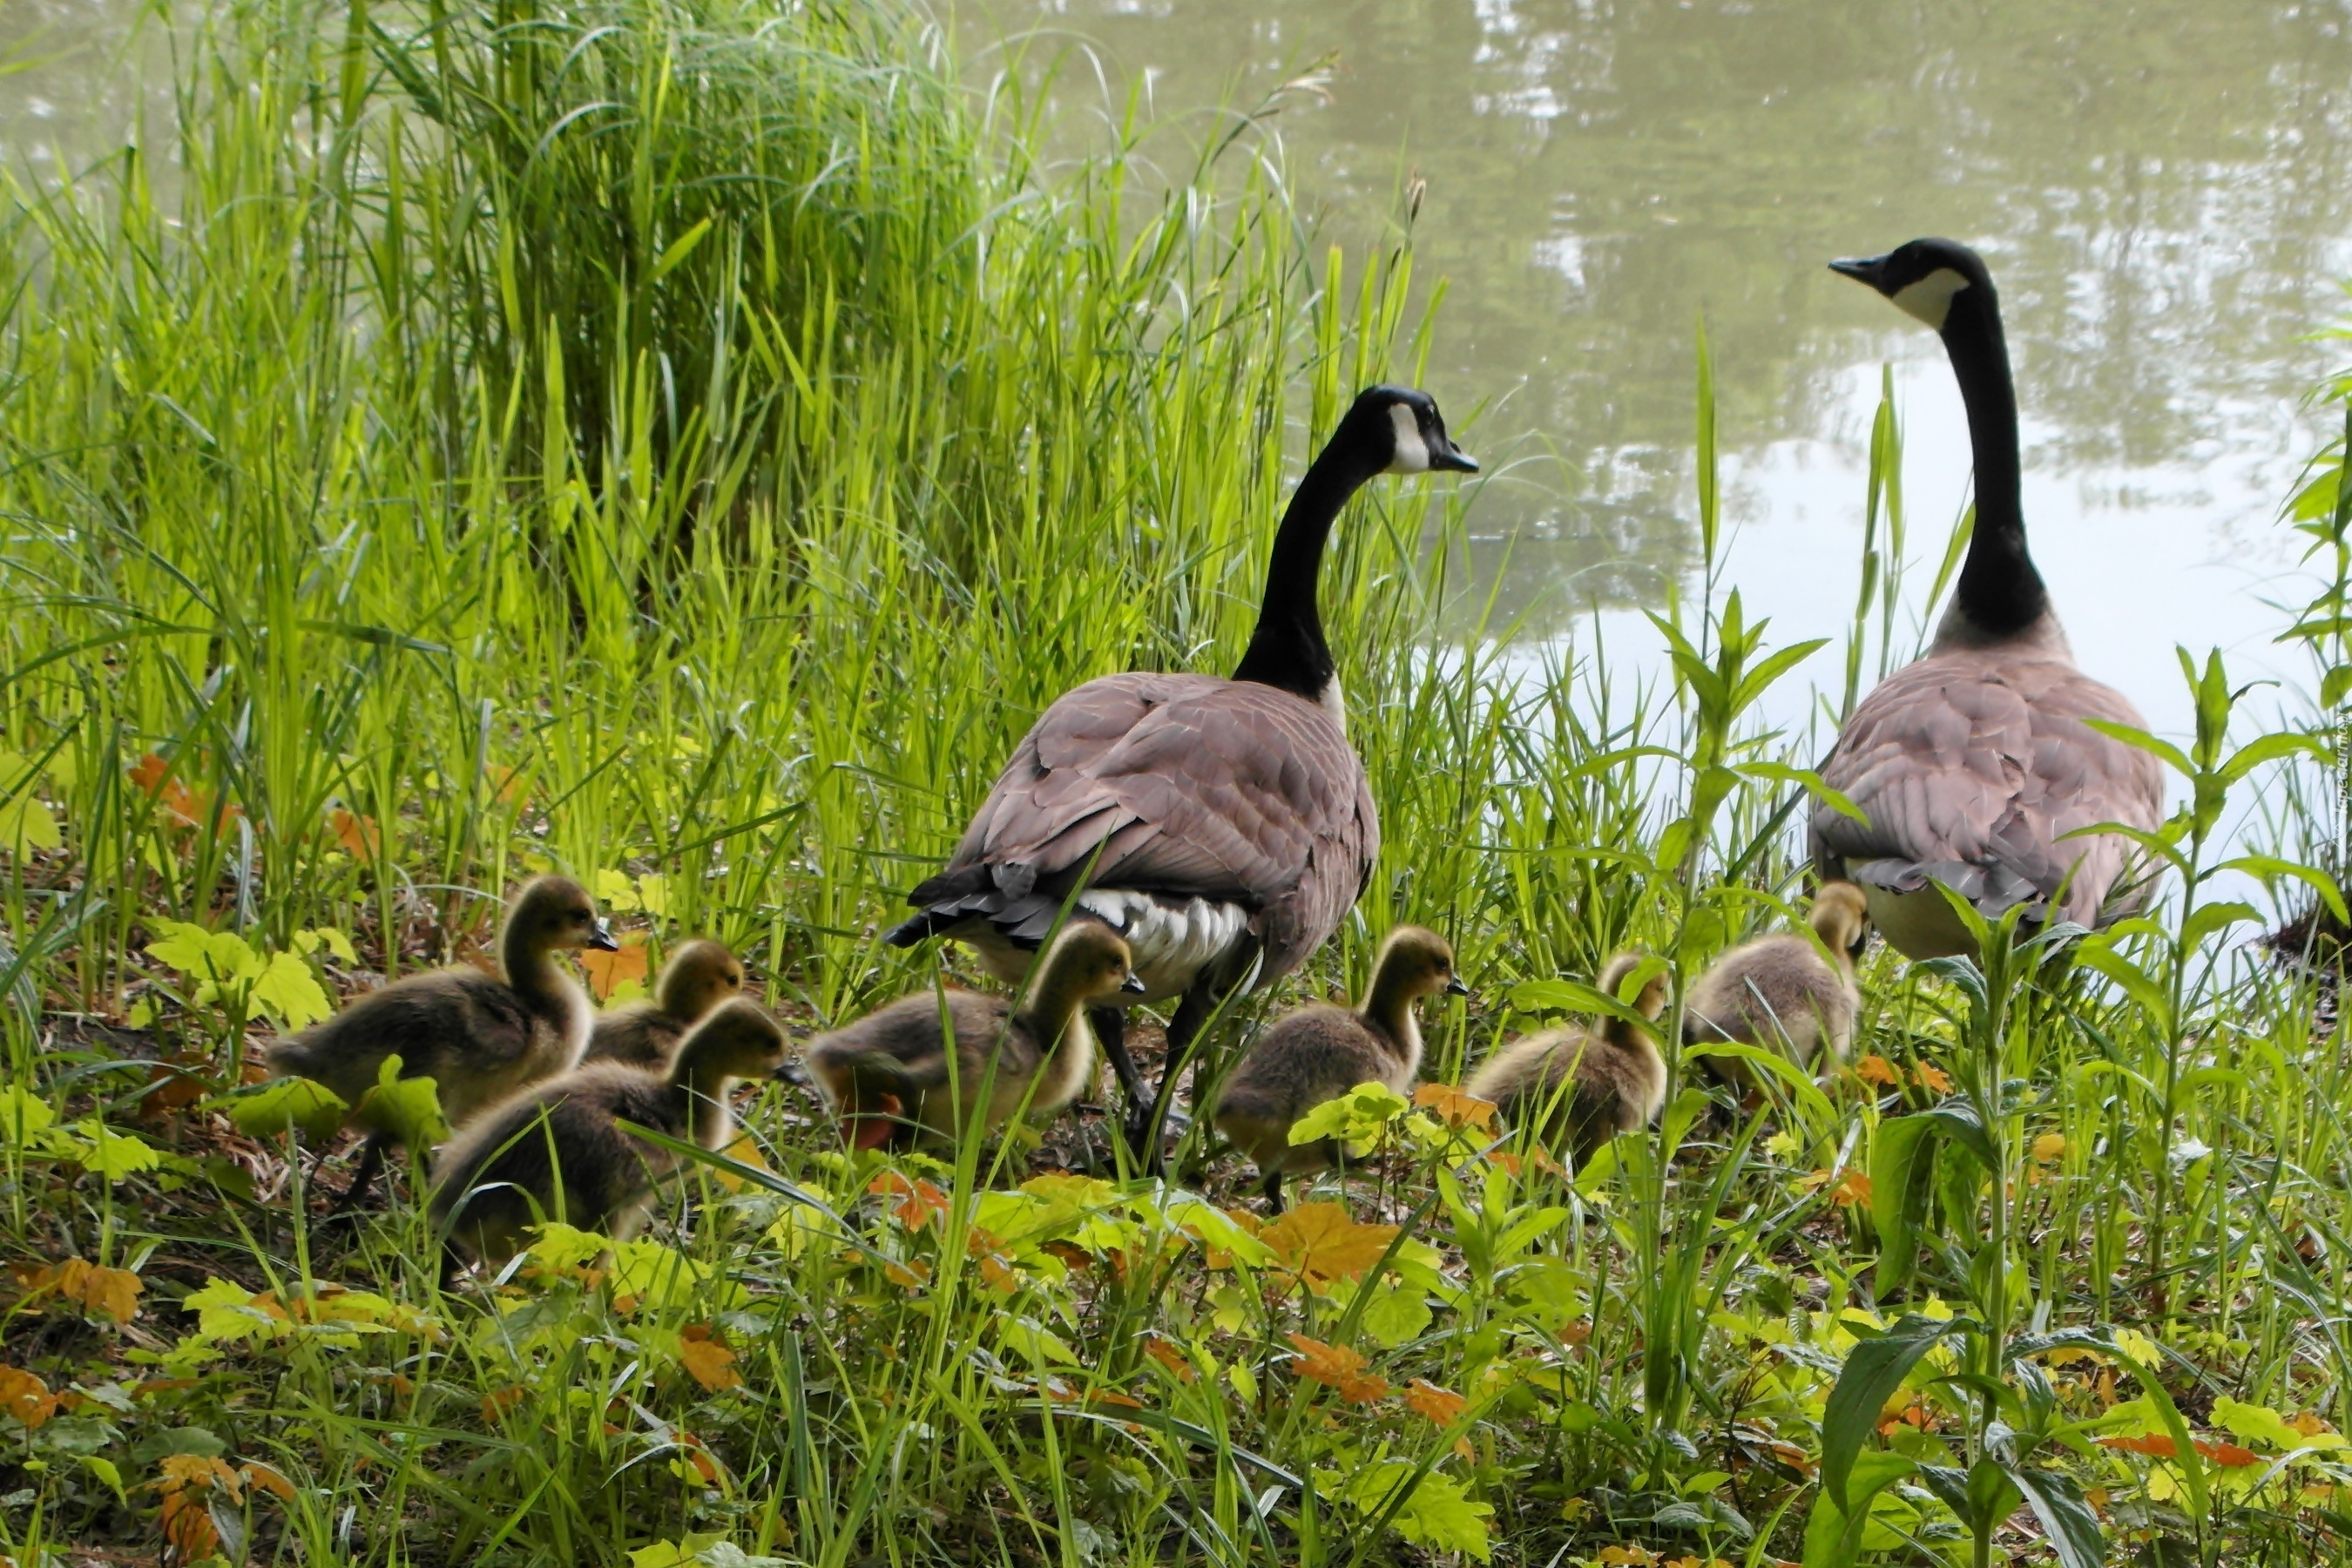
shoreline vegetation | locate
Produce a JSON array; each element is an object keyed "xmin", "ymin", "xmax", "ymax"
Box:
[{"xmin": 4, "ymin": 1, "xmax": 2352, "ymax": 1564}]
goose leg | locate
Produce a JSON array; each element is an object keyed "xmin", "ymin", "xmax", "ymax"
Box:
[
  {"xmin": 1125, "ymin": 983, "xmax": 1217, "ymax": 1172},
  {"xmin": 1260, "ymin": 1168, "xmax": 1285, "ymax": 1215},
  {"xmin": 326, "ymin": 1132, "xmax": 389, "ymax": 1216},
  {"xmin": 1092, "ymin": 1007, "xmax": 1146, "ymax": 1106}
]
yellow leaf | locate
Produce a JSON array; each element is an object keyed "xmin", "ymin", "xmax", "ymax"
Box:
[
  {"xmin": 1402, "ymin": 1377, "xmax": 1468, "ymax": 1426},
  {"xmin": 581, "ymin": 936, "xmax": 650, "ymax": 1003},
  {"xmin": 1260, "ymin": 1201, "xmax": 1398, "ymax": 1294},
  {"xmin": 678, "ymin": 1325, "xmax": 742, "ymax": 1392},
  {"xmin": 1287, "ymin": 1333, "xmax": 1389, "ymax": 1403},
  {"xmin": 0, "ymin": 1365, "xmax": 56, "ymax": 1429},
  {"xmin": 2031, "ymin": 1132, "xmax": 2067, "ymax": 1164},
  {"xmin": 1413, "ymin": 1082, "xmax": 1498, "ymax": 1132}
]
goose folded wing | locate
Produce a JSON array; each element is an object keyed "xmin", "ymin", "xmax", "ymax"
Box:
[
  {"xmin": 909, "ymin": 673, "xmax": 1371, "ymax": 930},
  {"xmin": 1812, "ymin": 659, "xmax": 2161, "ymax": 918}
]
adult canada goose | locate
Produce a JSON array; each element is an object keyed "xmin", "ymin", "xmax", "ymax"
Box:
[
  {"xmin": 1817, "ymin": 240, "xmax": 2165, "ymax": 958},
  {"xmin": 1464, "ymin": 954, "xmax": 1668, "ymax": 1168},
  {"xmin": 583, "ymin": 939, "xmax": 746, "ymax": 1071},
  {"xmin": 1212, "ymin": 925, "xmax": 1465, "ymax": 1212},
  {"xmin": 268, "ymin": 875, "xmax": 618, "ymax": 1210},
  {"xmin": 1685, "ymin": 882, "xmax": 1869, "ymax": 1094},
  {"xmin": 882, "ymin": 385, "xmax": 1476, "ymax": 1154},
  {"xmin": 430, "ymin": 997, "xmax": 788, "ymax": 1273},
  {"xmin": 805, "ymin": 923, "xmax": 1143, "ymax": 1152}
]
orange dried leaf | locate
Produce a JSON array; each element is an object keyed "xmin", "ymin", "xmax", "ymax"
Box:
[
  {"xmin": 2099, "ymin": 1433, "xmax": 2179, "ymax": 1457},
  {"xmin": 1287, "ymin": 1333, "xmax": 1390, "ymax": 1404},
  {"xmin": 28, "ymin": 1258, "xmax": 143, "ymax": 1324},
  {"xmin": 868, "ymin": 1171, "xmax": 951, "ymax": 1232},
  {"xmin": 1414, "ymin": 1082, "xmax": 1498, "ymax": 1132},
  {"xmin": 1142, "ymin": 1335, "xmax": 1197, "ymax": 1383},
  {"xmin": 1914, "ymin": 1063, "xmax": 1953, "ymax": 1093},
  {"xmin": 2196, "ymin": 1438, "xmax": 2263, "ymax": 1467},
  {"xmin": 479, "ymin": 1385, "xmax": 526, "ymax": 1423},
  {"xmin": 1260, "ymin": 1201, "xmax": 1398, "ymax": 1293},
  {"xmin": 2293, "ymin": 1411, "xmax": 2335, "ymax": 1438},
  {"xmin": 240, "ymin": 1461, "xmax": 295, "ymax": 1501},
  {"xmin": 678, "ymin": 1325, "xmax": 742, "ymax": 1393},
  {"xmin": 159, "ymin": 1488, "xmax": 220, "ymax": 1558},
  {"xmin": 580, "ymin": 936, "xmax": 649, "ymax": 1003},
  {"xmin": 1402, "ymin": 1377, "xmax": 1468, "ymax": 1426},
  {"xmin": 328, "ymin": 808, "xmax": 381, "ymax": 859},
  {"xmin": 882, "ymin": 1258, "xmax": 931, "ymax": 1289},
  {"xmin": 1854, "ymin": 1055, "xmax": 1901, "ymax": 1088},
  {"xmin": 0, "ymin": 1366, "xmax": 55, "ymax": 1429}
]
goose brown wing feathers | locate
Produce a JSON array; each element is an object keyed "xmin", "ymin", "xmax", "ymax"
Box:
[
  {"xmin": 891, "ymin": 672, "xmax": 1377, "ymax": 977},
  {"xmin": 1811, "ymin": 651, "xmax": 2165, "ymax": 926}
]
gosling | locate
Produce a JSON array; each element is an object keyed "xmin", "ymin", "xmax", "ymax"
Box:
[
  {"xmin": 1685, "ymin": 881, "xmax": 1869, "ymax": 1098},
  {"xmin": 1213, "ymin": 926, "xmax": 1466, "ymax": 1212},
  {"xmin": 584, "ymin": 938, "xmax": 747, "ymax": 1071},
  {"xmin": 268, "ymin": 875, "xmax": 618, "ymax": 1210},
  {"xmin": 1464, "ymin": 953, "xmax": 1668, "ymax": 1168},
  {"xmin": 804, "ymin": 922, "xmax": 1142, "ymax": 1152},
  {"xmin": 430, "ymin": 997, "xmax": 790, "ymax": 1274}
]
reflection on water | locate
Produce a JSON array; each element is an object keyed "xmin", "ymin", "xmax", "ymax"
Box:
[
  {"xmin": 9, "ymin": 0, "xmax": 2352, "ymax": 734},
  {"xmin": 972, "ymin": 0, "xmax": 2352, "ymax": 735}
]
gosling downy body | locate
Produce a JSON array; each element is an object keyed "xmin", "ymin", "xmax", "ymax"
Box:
[
  {"xmin": 1213, "ymin": 926, "xmax": 1465, "ymax": 1211},
  {"xmin": 584, "ymin": 939, "xmax": 746, "ymax": 1071},
  {"xmin": 1815, "ymin": 240, "xmax": 2165, "ymax": 957},
  {"xmin": 430, "ymin": 997, "xmax": 789, "ymax": 1272},
  {"xmin": 267, "ymin": 875, "xmax": 617, "ymax": 1208},
  {"xmin": 882, "ymin": 387, "xmax": 1475, "ymax": 1159},
  {"xmin": 1685, "ymin": 882, "xmax": 1869, "ymax": 1092},
  {"xmin": 1464, "ymin": 954, "xmax": 1668, "ymax": 1167},
  {"xmin": 805, "ymin": 923, "xmax": 1142, "ymax": 1152}
]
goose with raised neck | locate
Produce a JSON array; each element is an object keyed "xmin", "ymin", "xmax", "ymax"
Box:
[{"xmin": 1814, "ymin": 239, "xmax": 2165, "ymax": 956}]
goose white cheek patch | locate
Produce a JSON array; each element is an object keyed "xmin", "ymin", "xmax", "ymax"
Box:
[
  {"xmin": 1890, "ymin": 267, "xmax": 1970, "ymax": 328},
  {"xmin": 1385, "ymin": 402, "xmax": 1431, "ymax": 473}
]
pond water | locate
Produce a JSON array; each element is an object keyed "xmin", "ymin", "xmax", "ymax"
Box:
[
  {"xmin": 964, "ymin": 0, "xmax": 2352, "ymax": 751},
  {"xmin": 10, "ymin": 0, "xmax": 2352, "ymax": 753}
]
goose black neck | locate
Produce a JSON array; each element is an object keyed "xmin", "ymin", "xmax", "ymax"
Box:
[
  {"xmin": 1229, "ymin": 439, "xmax": 1381, "ymax": 700},
  {"xmin": 1940, "ymin": 287, "xmax": 2045, "ymax": 637}
]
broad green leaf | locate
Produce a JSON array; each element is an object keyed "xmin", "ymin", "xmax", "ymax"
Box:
[
  {"xmin": 595, "ymin": 868, "xmax": 640, "ymax": 911},
  {"xmin": 1736, "ymin": 760, "xmax": 1867, "ymax": 823},
  {"xmin": 2080, "ymin": 717, "xmax": 2193, "ymax": 777},
  {"xmin": 1343, "ymin": 1460, "xmax": 1493, "ymax": 1562},
  {"xmin": 2213, "ymin": 1396, "xmax": 2347, "ymax": 1452},
  {"xmin": 71, "ymin": 1120, "xmax": 162, "ymax": 1179},
  {"xmin": 1360, "ymin": 1281, "xmax": 1433, "ymax": 1348},
  {"xmin": 629, "ymin": 1533, "xmax": 729, "ymax": 1568},
  {"xmin": 2005, "ymin": 1465, "xmax": 2105, "ymax": 1568},
  {"xmin": 634, "ymin": 874, "xmax": 671, "ymax": 916},
  {"xmin": 294, "ymin": 927, "xmax": 359, "ymax": 964},
  {"xmin": 2219, "ymin": 855, "xmax": 2349, "ymax": 922},
  {"xmin": 146, "ymin": 920, "xmax": 261, "ymax": 984},
  {"xmin": 355, "ymin": 1057, "xmax": 449, "ymax": 1151},
  {"xmin": 219, "ymin": 1077, "xmax": 349, "ymax": 1142},
  {"xmin": 251, "ymin": 951, "xmax": 335, "ymax": 1030},
  {"xmin": 0, "ymin": 1085, "xmax": 56, "ymax": 1144},
  {"xmin": 2219, "ymin": 731, "xmax": 2328, "ymax": 785},
  {"xmin": 1868, "ymin": 1112, "xmax": 1940, "ymax": 1295},
  {"xmin": 1683, "ymin": 1041, "xmax": 1836, "ymax": 1123},
  {"xmin": 1801, "ymin": 1449, "xmax": 1916, "ymax": 1568},
  {"xmin": 1287, "ymin": 1081, "xmax": 1410, "ymax": 1151},
  {"xmin": 2179, "ymin": 901, "xmax": 2260, "ymax": 952},
  {"xmin": 0, "ymin": 791, "xmax": 60, "ymax": 854},
  {"xmin": 527, "ymin": 1222, "xmax": 612, "ymax": 1272},
  {"xmin": 1821, "ymin": 1315, "xmax": 1973, "ymax": 1508}
]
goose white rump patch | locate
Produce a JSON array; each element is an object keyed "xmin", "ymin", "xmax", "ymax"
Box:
[{"xmin": 1076, "ymin": 889, "xmax": 1254, "ymax": 1002}]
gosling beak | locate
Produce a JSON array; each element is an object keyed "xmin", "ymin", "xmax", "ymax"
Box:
[
  {"xmin": 1828, "ymin": 253, "xmax": 1889, "ymax": 289},
  {"xmin": 586, "ymin": 921, "xmax": 621, "ymax": 952},
  {"xmin": 1444, "ymin": 976, "xmax": 1471, "ymax": 997},
  {"xmin": 1429, "ymin": 436, "xmax": 1478, "ymax": 475},
  {"xmin": 771, "ymin": 1059, "xmax": 805, "ymax": 1084},
  {"xmin": 1120, "ymin": 973, "xmax": 1148, "ymax": 995}
]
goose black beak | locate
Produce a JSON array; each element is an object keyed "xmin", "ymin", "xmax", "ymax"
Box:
[
  {"xmin": 1429, "ymin": 439, "xmax": 1478, "ymax": 475},
  {"xmin": 1828, "ymin": 254, "xmax": 1889, "ymax": 289},
  {"xmin": 586, "ymin": 922, "xmax": 621, "ymax": 952},
  {"xmin": 1120, "ymin": 973, "xmax": 1148, "ymax": 995},
  {"xmin": 1445, "ymin": 976, "xmax": 1471, "ymax": 997}
]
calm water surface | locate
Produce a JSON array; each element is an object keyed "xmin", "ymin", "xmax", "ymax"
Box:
[
  {"xmin": 967, "ymin": 0, "xmax": 2352, "ymax": 746},
  {"xmin": 10, "ymin": 0, "xmax": 2352, "ymax": 746}
]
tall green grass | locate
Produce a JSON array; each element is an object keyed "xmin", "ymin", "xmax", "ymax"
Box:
[{"xmin": 3, "ymin": 1, "xmax": 2352, "ymax": 1565}]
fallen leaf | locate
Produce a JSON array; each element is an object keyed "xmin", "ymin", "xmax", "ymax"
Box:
[
  {"xmin": 678, "ymin": 1324, "xmax": 742, "ymax": 1392},
  {"xmin": 1414, "ymin": 1082, "xmax": 1498, "ymax": 1132},
  {"xmin": 868, "ymin": 1170, "xmax": 950, "ymax": 1232},
  {"xmin": 1142, "ymin": 1335, "xmax": 1197, "ymax": 1383},
  {"xmin": 328, "ymin": 808, "xmax": 381, "ymax": 859},
  {"xmin": 1403, "ymin": 1378, "xmax": 1468, "ymax": 1426},
  {"xmin": 2197, "ymin": 1438, "xmax": 2263, "ymax": 1467},
  {"xmin": 1914, "ymin": 1063, "xmax": 1952, "ymax": 1093},
  {"xmin": 0, "ymin": 1365, "xmax": 56, "ymax": 1429},
  {"xmin": 1287, "ymin": 1333, "xmax": 1390, "ymax": 1404},
  {"xmin": 882, "ymin": 1258, "xmax": 932, "ymax": 1289},
  {"xmin": 240, "ymin": 1460, "xmax": 295, "ymax": 1501},
  {"xmin": 159, "ymin": 1488, "xmax": 219, "ymax": 1558},
  {"xmin": 581, "ymin": 936, "xmax": 650, "ymax": 1003},
  {"xmin": 24, "ymin": 1258, "xmax": 143, "ymax": 1324},
  {"xmin": 480, "ymin": 1385, "xmax": 526, "ymax": 1423},
  {"xmin": 2099, "ymin": 1433, "xmax": 2179, "ymax": 1457},
  {"xmin": 1260, "ymin": 1201, "xmax": 1398, "ymax": 1293},
  {"xmin": 1797, "ymin": 1168, "xmax": 1872, "ymax": 1206},
  {"xmin": 1853, "ymin": 1055, "xmax": 1901, "ymax": 1088},
  {"xmin": 2031, "ymin": 1132, "xmax": 2067, "ymax": 1163}
]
